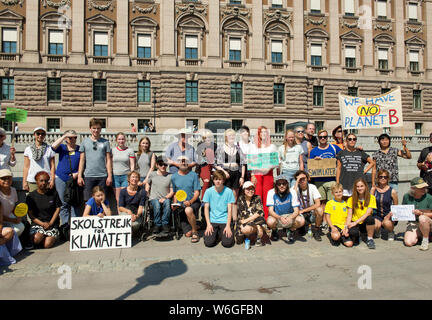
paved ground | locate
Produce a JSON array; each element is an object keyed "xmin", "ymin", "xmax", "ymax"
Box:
[{"xmin": 1, "ymin": 222, "xmax": 432, "ymax": 300}]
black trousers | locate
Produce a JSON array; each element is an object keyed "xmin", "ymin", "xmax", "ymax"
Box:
[
  {"xmin": 348, "ymin": 215, "xmax": 375, "ymax": 240},
  {"xmin": 204, "ymin": 223, "xmax": 234, "ymax": 248}
]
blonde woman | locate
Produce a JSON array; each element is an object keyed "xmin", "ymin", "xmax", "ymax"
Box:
[
  {"xmin": 136, "ymin": 136, "xmax": 156, "ymax": 186},
  {"xmin": 278, "ymin": 129, "xmax": 304, "ymax": 187}
]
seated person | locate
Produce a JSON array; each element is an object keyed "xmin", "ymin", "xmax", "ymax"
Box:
[
  {"xmin": 403, "ymin": 177, "xmax": 432, "ymax": 251},
  {"xmin": 118, "ymin": 171, "xmax": 147, "ymax": 236},
  {"xmin": 171, "ymin": 156, "xmax": 201, "ymax": 243},
  {"xmin": 266, "ymin": 175, "xmax": 304, "ymax": 243},
  {"xmin": 325, "ymin": 183, "xmax": 353, "ymax": 247},
  {"xmin": 146, "ymin": 156, "xmax": 174, "ymax": 235},
  {"xmin": 291, "ymin": 170, "xmax": 323, "ymax": 241},
  {"xmin": 0, "ymin": 207, "xmax": 22, "ymax": 266},
  {"xmin": 346, "ymin": 178, "xmax": 377, "ymax": 249},
  {"xmin": 0, "ymin": 169, "xmax": 25, "ymax": 237},
  {"xmin": 83, "ymin": 186, "xmax": 112, "ymax": 217},
  {"xmin": 203, "ymin": 170, "xmax": 235, "ymax": 248},
  {"xmin": 236, "ymin": 181, "xmax": 266, "ymax": 246},
  {"xmin": 26, "ymin": 171, "xmax": 62, "ymax": 249}
]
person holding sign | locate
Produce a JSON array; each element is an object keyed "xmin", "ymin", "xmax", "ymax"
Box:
[
  {"xmin": 26, "ymin": 171, "xmax": 62, "ymax": 249},
  {"xmin": 346, "ymin": 178, "xmax": 377, "ymax": 249},
  {"xmin": 402, "ymin": 177, "xmax": 432, "ymax": 251},
  {"xmin": 373, "ymin": 169, "xmax": 398, "ymax": 241},
  {"xmin": 278, "ymin": 129, "xmax": 304, "ymax": 188},
  {"xmin": 83, "ymin": 186, "xmax": 112, "ymax": 218},
  {"xmin": 23, "ymin": 127, "xmax": 56, "ymax": 192},
  {"xmin": 203, "ymin": 170, "xmax": 235, "ymax": 248},
  {"xmin": 0, "ymin": 128, "xmax": 16, "ymax": 170}
]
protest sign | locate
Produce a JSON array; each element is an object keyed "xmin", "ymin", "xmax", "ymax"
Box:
[
  {"xmin": 339, "ymin": 87, "xmax": 403, "ymax": 130},
  {"xmin": 307, "ymin": 158, "xmax": 337, "ymax": 178},
  {"xmin": 5, "ymin": 107, "xmax": 27, "ymax": 123},
  {"xmin": 70, "ymin": 216, "xmax": 132, "ymax": 251},
  {"xmin": 247, "ymin": 152, "xmax": 279, "ymax": 170},
  {"xmin": 391, "ymin": 205, "xmax": 416, "ymax": 221}
]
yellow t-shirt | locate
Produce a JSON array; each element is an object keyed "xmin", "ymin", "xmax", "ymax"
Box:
[
  {"xmin": 324, "ymin": 199, "xmax": 348, "ymax": 230},
  {"xmin": 347, "ymin": 195, "xmax": 377, "ymax": 224}
]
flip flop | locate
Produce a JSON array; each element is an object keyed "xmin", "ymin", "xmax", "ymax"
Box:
[{"xmin": 191, "ymin": 232, "xmax": 199, "ymax": 243}]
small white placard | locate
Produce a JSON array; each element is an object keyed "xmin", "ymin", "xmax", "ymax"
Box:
[{"xmin": 391, "ymin": 205, "xmax": 416, "ymax": 221}]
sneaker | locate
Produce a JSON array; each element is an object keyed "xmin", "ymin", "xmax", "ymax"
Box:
[
  {"xmin": 255, "ymin": 237, "xmax": 264, "ymax": 247},
  {"xmin": 287, "ymin": 230, "xmax": 295, "ymax": 243},
  {"xmin": 161, "ymin": 225, "xmax": 170, "ymax": 234},
  {"xmin": 373, "ymin": 229, "xmax": 381, "ymax": 239},
  {"xmin": 420, "ymin": 239, "xmax": 429, "ymax": 251},
  {"xmin": 153, "ymin": 225, "xmax": 161, "ymax": 234},
  {"xmin": 387, "ymin": 231, "xmax": 395, "ymax": 241},
  {"xmin": 366, "ymin": 239, "xmax": 376, "ymax": 249},
  {"xmin": 271, "ymin": 229, "xmax": 279, "ymax": 241},
  {"xmin": 313, "ymin": 228, "xmax": 322, "ymax": 242},
  {"xmin": 235, "ymin": 232, "xmax": 245, "ymax": 245},
  {"xmin": 24, "ymin": 242, "xmax": 34, "ymax": 250}
]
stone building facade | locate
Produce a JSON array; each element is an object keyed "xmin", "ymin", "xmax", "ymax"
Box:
[{"xmin": 0, "ymin": 0, "xmax": 431, "ymax": 135}]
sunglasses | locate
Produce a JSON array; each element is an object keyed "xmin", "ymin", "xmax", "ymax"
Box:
[
  {"xmin": 69, "ymin": 136, "xmax": 77, "ymax": 139},
  {"xmin": 296, "ymin": 130, "xmax": 304, "ymax": 133},
  {"xmin": 158, "ymin": 163, "xmax": 167, "ymax": 167},
  {"xmin": 347, "ymin": 138, "xmax": 357, "ymax": 141},
  {"xmin": 93, "ymin": 141, "xmax": 98, "ymax": 150},
  {"xmin": 276, "ymin": 181, "xmax": 288, "ymax": 186},
  {"xmin": 245, "ymin": 187, "xmax": 255, "ymax": 192},
  {"xmin": 319, "ymin": 135, "xmax": 328, "ymax": 139},
  {"xmin": 378, "ymin": 175, "xmax": 389, "ymax": 179},
  {"xmin": 337, "ymin": 130, "xmax": 342, "ymax": 133},
  {"xmin": 35, "ymin": 132, "xmax": 46, "ymax": 136},
  {"xmin": 359, "ymin": 202, "xmax": 364, "ymax": 210}
]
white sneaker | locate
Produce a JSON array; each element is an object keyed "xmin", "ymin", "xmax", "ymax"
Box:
[
  {"xmin": 388, "ymin": 232, "xmax": 394, "ymax": 241},
  {"xmin": 420, "ymin": 240, "xmax": 429, "ymax": 251}
]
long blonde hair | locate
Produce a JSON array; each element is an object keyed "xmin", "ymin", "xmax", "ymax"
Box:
[
  {"xmin": 137, "ymin": 136, "xmax": 151, "ymax": 155},
  {"xmin": 283, "ymin": 129, "xmax": 297, "ymax": 154}
]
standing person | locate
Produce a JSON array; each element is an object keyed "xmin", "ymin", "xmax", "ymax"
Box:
[
  {"xmin": 336, "ymin": 133, "xmax": 375, "ymax": 198},
  {"xmin": 148, "ymin": 122, "xmax": 155, "ymax": 133},
  {"xmin": 278, "ymin": 129, "xmax": 304, "ymax": 187},
  {"xmin": 249, "ymin": 126, "xmax": 278, "ymax": 219},
  {"xmin": 195, "ymin": 129, "xmax": 217, "ymax": 200},
  {"xmin": 83, "ymin": 186, "xmax": 112, "ymax": 217},
  {"xmin": 26, "ymin": 171, "xmax": 62, "ymax": 249},
  {"xmin": 0, "ymin": 128, "xmax": 16, "ymax": 170},
  {"xmin": 14, "ymin": 123, "xmax": 19, "ymax": 143},
  {"xmin": 417, "ymin": 132, "xmax": 432, "ymax": 195},
  {"xmin": 146, "ymin": 156, "xmax": 174, "ymax": 235},
  {"xmin": 237, "ymin": 125, "xmax": 252, "ymax": 181},
  {"xmin": 112, "ymin": 132, "xmax": 136, "ymax": 211},
  {"xmin": 294, "ymin": 126, "xmax": 311, "ymax": 172},
  {"xmin": 305, "ymin": 123, "xmax": 318, "ymax": 148},
  {"xmin": 203, "ymin": 170, "xmax": 235, "ymax": 248},
  {"xmin": 331, "ymin": 125, "xmax": 345, "ymax": 150},
  {"xmin": 51, "ymin": 130, "xmax": 81, "ymax": 226},
  {"xmin": 136, "ymin": 136, "xmax": 156, "ymax": 186},
  {"xmin": 131, "ymin": 123, "xmax": 137, "ymax": 133},
  {"xmin": 77, "ymin": 118, "xmax": 112, "ymax": 202},
  {"xmin": 23, "ymin": 127, "xmax": 56, "ymax": 192},
  {"xmin": 346, "ymin": 178, "xmax": 377, "ymax": 249},
  {"xmin": 309, "ymin": 130, "xmax": 342, "ymax": 206},
  {"xmin": 165, "ymin": 129, "xmax": 197, "ymax": 174},
  {"xmin": 370, "ymin": 134, "xmax": 411, "ymax": 191},
  {"xmin": 171, "ymin": 156, "xmax": 201, "ymax": 243},
  {"xmin": 373, "ymin": 169, "xmax": 398, "ymax": 241}
]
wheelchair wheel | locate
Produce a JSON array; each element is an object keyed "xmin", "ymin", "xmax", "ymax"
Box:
[{"xmin": 140, "ymin": 201, "xmax": 152, "ymax": 241}]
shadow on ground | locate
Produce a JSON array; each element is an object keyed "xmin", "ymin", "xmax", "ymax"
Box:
[{"xmin": 116, "ymin": 259, "xmax": 187, "ymax": 300}]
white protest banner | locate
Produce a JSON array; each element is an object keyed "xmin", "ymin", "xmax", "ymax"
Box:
[
  {"xmin": 391, "ymin": 205, "xmax": 416, "ymax": 221},
  {"xmin": 339, "ymin": 86, "xmax": 403, "ymax": 130},
  {"xmin": 70, "ymin": 216, "xmax": 132, "ymax": 251}
]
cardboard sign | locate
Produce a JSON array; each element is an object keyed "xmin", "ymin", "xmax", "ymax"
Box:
[
  {"xmin": 70, "ymin": 216, "xmax": 132, "ymax": 251},
  {"xmin": 391, "ymin": 205, "xmax": 416, "ymax": 221},
  {"xmin": 5, "ymin": 107, "xmax": 27, "ymax": 123},
  {"xmin": 339, "ymin": 87, "xmax": 403, "ymax": 130},
  {"xmin": 307, "ymin": 158, "xmax": 337, "ymax": 178},
  {"xmin": 247, "ymin": 152, "xmax": 279, "ymax": 170}
]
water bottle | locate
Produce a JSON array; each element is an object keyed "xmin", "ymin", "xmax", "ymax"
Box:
[
  {"xmin": 307, "ymin": 225, "xmax": 312, "ymax": 238},
  {"xmin": 245, "ymin": 238, "xmax": 250, "ymax": 250}
]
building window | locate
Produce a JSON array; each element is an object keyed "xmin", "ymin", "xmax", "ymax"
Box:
[
  {"xmin": 230, "ymin": 0, "xmax": 242, "ymax": 4},
  {"xmin": 137, "ymin": 34, "xmax": 151, "ymax": 58},
  {"xmin": 94, "ymin": 32, "xmax": 108, "ymax": 57},
  {"xmin": 231, "ymin": 82, "xmax": 242, "ymax": 104},
  {"xmin": 229, "ymin": 38, "xmax": 241, "ymax": 61},
  {"xmin": 93, "ymin": 79, "xmax": 107, "ymax": 102},
  {"xmin": 138, "ymin": 119, "xmax": 150, "ymax": 133},
  {"xmin": 383, "ymin": 127, "xmax": 391, "ymax": 134},
  {"xmin": 186, "ymin": 119, "xmax": 198, "ymax": 131},
  {"xmin": 275, "ymin": 120, "xmax": 285, "ymax": 134},
  {"xmin": 47, "ymin": 118, "xmax": 60, "ymax": 132},
  {"xmin": 315, "ymin": 121, "xmax": 324, "ymax": 132},
  {"xmin": 48, "ymin": 30, "xmax": 63, "ymax": 55},
  {"xmin": 377, "ymin": 0, "xmax": 387, "ymax": 19},
  {"xmin": 415, "ymin": 123, "xmax": 422, "ymax": 135},
  {"xmin": 273, "ymin": 84, "xmax": 284, "ymax": 105},
  {"xmin": 413, "ymin": 89, "xmax": 421, "ymax": 110},
  {"xmin": 0, "ymin": 118, "xmax": 12, "ymax": 132},
  {"xmin": 271, "ymin": 40, "xmax": 283, "ymax": 63},
  {"xmin": 185, "ymin": 35, "xmax": 198, "ymax": 60},
  {"xmin": 409, "ymin": 50, "xmax": 419, "ymax": 71},
  {"xmin": 1, "ymin": 77, "xmax": 14, "ymax": 101},
  {"xmin": 311, "ymin": 44, "xmax": 322, "ymax": 66},
  {"xmin": 2, "ymin": 28, "xmax": 16, "ymax": 53},
  {"xmin": 272, "ymin": 0, "xmax": 283, "ymax": 8},
  {"xmin": 345, "ymin": 46, "xmax": 356, "ymax": 68},
  {"xmin": 344, "ymin": 0, "xmax": 355, "ymax": 16},
  {"xmin": 186, "ymin": 81, "xmax": 198, "ymax": 103},
  {"xmin": 232, "ymin": 120, "xmax": 243, "ymax": 131},
  {"xmin": 94, "ymin": 118, "xmax": 106, "ymax": 132},
  {"xmin": 313, "ymin": 86, "xmax": 323, "ymax": 106},
  {"xmin": 310, "ymin": 0, "xmax": 321, "ymax": 13},
  {"xmin": 348, "ymin": 87, "xmax": 358, "ymax": 97},
  {"xmin": 138, "ymin": 80, "xmax": 151, "ymax": 103},
  {"xmin": 47, "ymin": 78, "xmax": 61, "ymax": 102},
  {"xmin": 378, "ymin": 48, "xmax": 388, "ymax": 70},
  {"xmin": 408, "ymin": 2, "xmax": 418, "ymax": 22},
  {"xmin": 381, "ymin": 88, "xmax": 390, "ymax": 94}
]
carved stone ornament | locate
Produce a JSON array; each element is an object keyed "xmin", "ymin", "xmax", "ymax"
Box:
[
  {"xmin": 1, "ymin": 0, "xmax": 23, "ymax": 5},
  {"xmin": 406, "ymin": 24, "xmax": 422, "ymax": 33},
  {"xmin": 132, "ymin": 3, "xmax": 157, "ymax": 14},
  {"xmin": 306, "ymin": 16, "xmax": 327, "ymax": 27},
  {"xmin": 232, "ymin": 73, "xmax": 242, "ymax": 82},
  {"xmin": 221, "ymin": 6, "xmax": 251, "ymax": 19},
  {"xmin": 340, "ymin": 17, "xmax": 358, "ymax": 29},
  {"xmin": 374, "ymin": 22, "xmax": 392, "ymax": 32},
  {"xmin": 88, "ymin": 0, "xmax": 114, "ymax": 11},
  {"xmin": 42, "ymin": 0, "xmax": 71, "ymax": 8},
  {"xmin": 264, "ymin": 10, "xmax": 292, "ymax": 24},
  {"xmin": 176, "ymin": 3, "xmax": 207, "ymax": 16},
  {"xmin": 3, "ymin": 67, "xmax": 10, "ymax": 77}
]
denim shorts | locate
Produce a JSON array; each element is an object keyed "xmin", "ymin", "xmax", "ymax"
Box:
[{"xmin": 113, "ymin": 174, "xmax": 128, "ymax": 188}]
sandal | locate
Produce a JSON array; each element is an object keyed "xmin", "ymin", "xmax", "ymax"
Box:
[{"xmin": 191, "ymin": 232, "xmax": 199, "ymax": 243}]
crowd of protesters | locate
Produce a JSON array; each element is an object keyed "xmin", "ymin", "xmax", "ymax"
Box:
[{"xmin": 1, "ymin": 119, "xmax": 432, "ymax": 266}]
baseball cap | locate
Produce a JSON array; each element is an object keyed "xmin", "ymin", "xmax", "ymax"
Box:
[
  {"xmin": 410, "ymin": 177, "xmax": 429, "ymax": 189},
  {"xmin": 274, "ymin": 174, "xmax": 289, "ymax": 182},
  {"xmin": 0, "ymin": 169, "xmax": 13, "ymax": 178},
  {"xmin": 177, "ymin": 155, "xmax": 190, "ymax": 162},
  {"xmin": 243, "ymin": 181, "xmax": 255, "ymax": 189},
  {"xmin": 33, "ymin": 127, "xmax": 47, "ymax": 133},
  {"xmin": 0, "ymin": 128, "xmax": 6, "ymax": 136},
  {"xmin": 156, "ymin": 156, "xmax": 167, "ymax": 164}
]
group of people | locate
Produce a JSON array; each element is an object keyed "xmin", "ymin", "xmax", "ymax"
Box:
[{"xmin": 1, "ymin": 120, "xmax": 432, "ymax": 265}]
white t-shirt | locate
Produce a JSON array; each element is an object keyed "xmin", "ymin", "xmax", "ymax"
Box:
[
  {"xmin": 290, "ymin": 184, "xmax": 321, "ymax": 210},
  {"xmin": 248, "ymin": 143, "xmax": 278, "ymax": 175},
  {"xmin": 278, "ymin": 144, "xmax": 304, "ymax": 171},
  {"xmin": 238, "ymin": 141, "xmax": 252, "ymax": 156},
  {"xmin": 0, "ymin": 187, "xmax": 18, "ymax": 219},
  {"xmin": 24, "ymin": 145, "xmax": 56, "ymax": 183}
]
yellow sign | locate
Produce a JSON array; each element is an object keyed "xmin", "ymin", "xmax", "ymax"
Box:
[
  {"xmin": 14, "ymin": 203, "xmax": 28, "ymax": 217},
  {"xmin": 176, "ymin": 190, "xmax": 187, "ymax": 202}
]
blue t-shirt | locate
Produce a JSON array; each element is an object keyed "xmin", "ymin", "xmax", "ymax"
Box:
[
  {"xmin": 266, "ymin": 189, "xmax": 299, "ymax": 216},
  {"xmin": 171, "ymin": 171, "xmax": 201, "ymax": 204},
  {"xmin": 309, "ymin": 144, "xmax": 342, "ymax": 182},
  {"xmin": 85, "ymin": 197, "xmax": 109, "ymax": 216},
  {"xmin": 54, "ymin": 144, "xmax": 81, "ymax": 182},
  {"xmin": 165, "ymin": 142, "xmax": 197, "ymax": 174},
  {"xmin": 202, "ymin": 186, "xmax": 235, "ymax": 224},
  {"xmin": 119, "ymin": 188, "xmax": 147, "ymax": 208}
]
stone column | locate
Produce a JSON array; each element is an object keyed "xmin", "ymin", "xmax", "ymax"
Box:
[
  {"xmin": 22, "ymin": 0, "xmax": 39, "ymax": 63},
  {"xmin": 113, "ymin": 0, "xmax": 130, "ymax": 65},
  {"xmin": 69, "ymin": 0, "xmax": 85, "ymax": 64},
  {"xmin": 250, "ymin": 0, "xmax": 264, "ymax": 69},
  {"xmin": 329, "ymin": 0, "xmax": 341, "ymax": 74},
  {"xmin": 159, "ymin": 0, "xmax": 176, "ymax": 66},
  {"xmin": 292, "ymin": 0, "xmax": 306, "ymax": 72},
  {"xmin": 207, "ymin": 0, "xmax": 221, "ymax": 68},
  {"xmin": 362, "ymin": 0, "xmax": 375, "ymax": 76},
  {"xmin": 394, "ymin": 0, "xmax": 405, "ymax": 77},
  {"xmin": 426, "ymin": 1, "xmax": 432, "ymax": 79}
]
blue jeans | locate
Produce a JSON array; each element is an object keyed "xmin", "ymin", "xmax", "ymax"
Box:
[
  {"xmin": 150, "ymin": 198, "xmax": 171, "ymax": 226},
  {"xmin": 282, "ymin": 169, "xmax": 298, "ymax": 188},
  {"xmin": 55, "ymin": 177, "xmax": 80, "ymax": 226},
  {"xmin": 389, "ymin": 182, "xmax": 398, "ymax": 191}
]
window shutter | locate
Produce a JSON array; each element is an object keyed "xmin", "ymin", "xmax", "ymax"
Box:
[
  {"xmin": 345, "ymin": 46, "xmax": 356, "ymax": 58},
  {"xmin": 3, "ymin": 28, "xmax": 17, "ymax": 41},
  {"xmin": 94, "ymin": 32, "xmax": 108, "ymax": 45},
  {"xmin": 272, "ymin": 40, "xmax": 283, "ymax": 53},
  {"xmin": 311, "ymin": 44, "xmax": 322, "ymax": 56},
  {"xmin": 138, "ymin": 34, "xmax": 151, "ymax": 47},
  {"xmin": 49, "ymin": 30, "xmax": 63, "ymax": 44},
  {"xmin": 230, "ymin": 38, "xmax": 241, "ymax": 50},
  {"xmin": 186, "ymin": 35, "xmax": 198, "ymax": 48}
]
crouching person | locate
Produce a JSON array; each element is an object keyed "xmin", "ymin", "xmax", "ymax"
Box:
[{"xmin": 203, "ymin": 170, "xmax": 235, "ymax": 248}]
